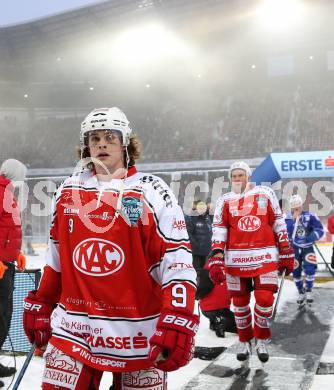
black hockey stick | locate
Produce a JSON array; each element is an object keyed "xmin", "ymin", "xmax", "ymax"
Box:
[
  {"xmin": 12, "ymin": 344, "xmax": 36, "ymax": 390},
  {"xmin": 271, "ymin": 269, "xmax": 286, "ymax": 321},
  {"xmin": 314, "ymin": 243, "xmax": 334, "ymax": 277}
]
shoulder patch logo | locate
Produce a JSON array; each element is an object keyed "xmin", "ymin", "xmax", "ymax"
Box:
[
  {"xmin": 256, "ymin": 196, "xmax": 268, "ymax": 209},
  {"xmin": 122, "ymin": 196, "xmax": 143, "ymax": 226}
]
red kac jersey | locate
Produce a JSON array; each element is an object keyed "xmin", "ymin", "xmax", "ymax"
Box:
[
  {"xmin": 328, "ymin": 214, "xmax": 334, "ymax": 235},
  {"xmin": 40, "ymin": 166, "xmax": 197, "ymax": 372},
  {"xmin": 211, "ymin": 185, "xmax": 288, "ymax": 277}
]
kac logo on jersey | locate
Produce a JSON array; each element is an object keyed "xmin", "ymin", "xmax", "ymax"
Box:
[
  {"xmin": 122, "ymin": 196, "xmax": 143, "ymax": 226},
  {"xmin": 238, "ymin": 216, "xmax": 261, "ymax": 232},
  {"xmin": 73, "ymin": 239, "xmax": 124, "ymax": 276}
]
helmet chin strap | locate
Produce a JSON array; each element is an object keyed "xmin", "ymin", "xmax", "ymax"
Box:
[{"xmin": 111, "ymin": 146, "xmax": 131, "ymax": 225}]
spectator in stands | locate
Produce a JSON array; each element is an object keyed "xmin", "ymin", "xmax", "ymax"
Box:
[
  {"xmin": 327, "ymin": 212, "xmax": 334, "ymax": 269},
  {"xmin": 186, "ymin": 200, "xmax": 213, "ymax": 271},
  {"xmin": 0, "ymin": 159, "xmax": 27, "ymax": 382}
]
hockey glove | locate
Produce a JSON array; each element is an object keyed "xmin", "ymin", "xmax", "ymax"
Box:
[
  {"xmin": 304, "ymin": 231, "xmax": 318, "ymax": 244},
  {"xmin": 149, "ymin": 310, "xmax": 199, "ymax": 372},
  {"xmin": 278, "ymin": 246, "xmax": 295, "ymax": 276},
  {"xmin": 0, "ymin": 261, "xmax": 8, "ymax": 279},
  {"xmin": 17, "ymin": 253, "xmax": 26, "ymax": 271},
  {"xmin": 23, "ymin": 290, "xmax": 54, "ymax": 348},
  {"xmin": 207, "ymin": 255, "xmax": 225, "ymax": 284}
]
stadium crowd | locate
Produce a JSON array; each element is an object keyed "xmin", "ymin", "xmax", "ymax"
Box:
[{"xmin": 0, "ymin": 82, "xmax": 333, "ymax": 168}]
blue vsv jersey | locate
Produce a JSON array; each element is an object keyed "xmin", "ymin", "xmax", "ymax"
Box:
[{"xmin": 285, "ymin": 211, "xmax": 324, "ymax": 248}]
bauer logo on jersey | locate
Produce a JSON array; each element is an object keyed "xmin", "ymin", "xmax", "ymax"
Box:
[
  {"xmin": 237, "ymin": 216, "xmax": 261, "ymax": 232},
  {"xmin": 73, "ymin": 238, "xmax": 124, "ymax": 276},
  {"xmin": 121, "ymin": 196, "xmax": 143, "ymax": 226}
]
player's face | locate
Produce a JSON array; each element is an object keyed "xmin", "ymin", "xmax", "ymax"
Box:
[
  {"xmin": 291, "ymin": 206, "xmax": 302, "ymax": 218},
  {"xmin": 231, "ymin": 169, "xmax": 248, "ymax": 192},
  {"xmin": 88, "ymin": 130, "xmax": 124, "ymax": 173},
  {"xmin": 196, "ymin": 202, "xmax": 207, "ymax": 215}
]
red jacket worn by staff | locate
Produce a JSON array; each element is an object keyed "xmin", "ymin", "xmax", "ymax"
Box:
[{"xmin": 0, "ymin": 174, "xmax": 22, "ymax": 262}]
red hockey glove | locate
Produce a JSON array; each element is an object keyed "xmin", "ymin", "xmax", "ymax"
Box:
[
  {"xmin": 17, "ymin": 253, "xmax": 26, "ymax": 271},
  {"xmin": 207, "ymin": 255, "xmax": 225, "ymax": 284},
  {"xmin": 149, "ymin": 310, "xmax": 199, "ymax": 372},
  {"xmin": 0, "ymin": 261, "xmax": 8, "ymax": 279},
  {"xmin": 23, "ymin": 290, "xmax": 54, "ymax": 348},
  {"xmin": 278, "ymin": 247, "xmax": 295, "ymax": 276}
]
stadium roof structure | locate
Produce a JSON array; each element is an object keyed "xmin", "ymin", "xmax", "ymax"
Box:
[{"xmin": 0, "ymin": 0, "xmax": 235, "ymax": 67}]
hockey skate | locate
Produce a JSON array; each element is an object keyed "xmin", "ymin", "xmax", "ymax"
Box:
[
  {"xmin": 236, "ymin": 341, "xmax": 252, "ymax": 361},
  {"xmin": 213, "ymin": 315, "xmax": 225, "ymax": 338},
  {"xmin": 306, "ymin": 290, "xmax": 313, "ymax": 306},
  {"xmin": 255, "ymin": 339, "xmax": 269, "ymax": 363},
  {"xmin": 297, "ymin": 289, "xmax": 306, "ymax": 308}
]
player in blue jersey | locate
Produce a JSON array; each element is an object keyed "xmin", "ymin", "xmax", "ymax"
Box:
[{"xmin": 285, "ymin": 194, "xmax": 324, "ymax": 307}]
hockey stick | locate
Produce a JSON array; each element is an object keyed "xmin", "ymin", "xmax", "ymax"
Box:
[
  {"xmin": 271, "ymin": 269, "xmax": 286, "ymax": 321},
  {"xmin": 292, "ymin": 214, "xmax": 299, "ymax": 242},
  {"xmin": 12, "ymin": 344, "xmax": 36, "ymax": 390},
  {"xmin": 314, "ymin": 243, "xmax": 334, "ymax": 278}
]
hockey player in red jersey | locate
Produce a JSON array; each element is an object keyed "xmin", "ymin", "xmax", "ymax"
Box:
[
  {"xmin": 328, "ymin": 213, "xmax": 334, "ymax": 268},
  {"xmin": 22, "ymin": 107, "xmax": 199, "ymax": 389},
  {"xmin": 207, "ymin": 161, "xmax": 294, "ymax": 363}
]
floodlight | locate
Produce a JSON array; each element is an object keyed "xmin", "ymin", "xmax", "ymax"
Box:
[
  {"xmin": 111, "ymin": 23, "xmax": 189, "ymax": 65},
  {"xmin": 257, "ymin": 0, "xmax": 304, "ymax": 33}
]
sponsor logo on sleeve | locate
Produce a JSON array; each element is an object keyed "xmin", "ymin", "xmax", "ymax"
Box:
[
  {"xmin": 172, "ymin": 219, "xmax": 187, "ymax": 231},
  {"xmin": 168, "ymin": 262, "xmax": 194, "ymax": 270},
  {"xmin": 140, "ymin": 176, "xmax": 173, "ymax": 207},
  {"xmin": 213, "ymin": 213, "xmax": 222, "ymax": 223}
]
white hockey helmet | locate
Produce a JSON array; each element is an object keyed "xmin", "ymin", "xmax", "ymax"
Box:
[
  {"xmin": 229, "ymin": 161, "xmax": 252, "ymax": 179},
  {"xmin": 80, "ymin": 107, "xmax": 132, "ymax": 147},
  {"xmin": 289, "ymin": 194, "xmax": 303, "ymax": 209}
]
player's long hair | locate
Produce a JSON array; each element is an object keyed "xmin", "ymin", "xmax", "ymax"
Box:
[{"xmin": 77, "ymin": 133, "xmax": 141, "ymax": 170}]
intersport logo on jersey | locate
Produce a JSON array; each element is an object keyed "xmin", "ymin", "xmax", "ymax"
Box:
[
  {"xmin": 73, "ymin": 239, "xmax": 124, "ymax": 276},
  {"xmin": 238, "ymin": 216, "xmax": 261, "ymax": 232}
]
